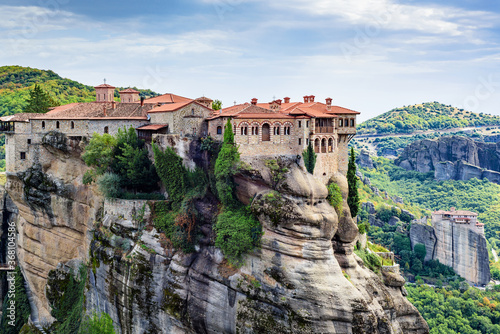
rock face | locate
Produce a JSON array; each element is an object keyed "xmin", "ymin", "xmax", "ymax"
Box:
[
  {"xmin": 3, "ymin": 137, "xmax": 429, "ymax": 333},
  {"xmin": 395, "ymin": 136, "xmax": 500, "ymax": 183},
  {"xmin": 356, "ymin": 149, "xmax": 374, "ymax": 169},
  {"xmin": 410, "ymin": 221, "xmax": 490, "ymax": 285}
]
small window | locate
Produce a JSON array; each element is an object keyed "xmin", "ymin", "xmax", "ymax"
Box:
[
  {"xmin": 339, "ymin": 119, "xmax": 343, "ymax": 127},
  {"xmin": 104, "ymin": 126, "xmax": 109, "ymax": 134},
  {"xmin": 71, "ymin": 121, "xmax": 75, "ymax": 129},
  {"xmin": 350, "ymin": 119, "xmax": 355, "ymax": 127},
  {"xmin": 344, "ymin": 118, "xmax": 349, "ymax": 127},
  {"xmin": 56, "ymin": 121, "xmax": 60, "ymax": 129},
  {"xmin": 192, "ymin": 109, "xmax": 195, "ymax": 115},
  {"xmin": 298, "ymin": 138, "xmax": 302, "ymax": 145},
  {"xmin": 217, "ymin": 126, "xmax": 222, "ymax": 135},
  {"xmin": 42, "ymin": 121, "xmax": 45, "ymax": 129},
  {"xmin": 306, "ymin": 121, "xmax": 309, "ymax": 128},
  {"xmin": 27, "ymin": 139, "xmax": 31, "ymax": 144},
  {"xmin": 20, "ymin": 152, "xmax": 26, "ymax": 160},
  {"xmin": 306, "ymin": 139, "xmax": 309, "ymax": 145},
  {"xmin": 298, "ymin": 121, "xmax": 302, "ymax": 128}
]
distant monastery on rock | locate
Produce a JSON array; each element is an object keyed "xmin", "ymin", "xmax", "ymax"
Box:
[{"xmin": 0, "ymin": 83, "xmax": 359, "ymax": 182}]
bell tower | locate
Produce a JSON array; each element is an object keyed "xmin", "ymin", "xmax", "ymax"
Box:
[{"xmin": 95, "ymin": 80, "xmax": 115, "ymax": 102}]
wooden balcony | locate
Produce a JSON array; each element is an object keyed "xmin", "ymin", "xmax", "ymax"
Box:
[
  {"xmin": 0, "ymin": 121, "xmax": 14, "ymax": 133},
  {"xmin": 315, "ymin": 126, "xmax": 334, "ymax": 134}
]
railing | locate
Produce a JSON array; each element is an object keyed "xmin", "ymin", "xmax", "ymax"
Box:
[
  {"xmin": 315, "ymin": 126, "xmax": 334, "ymax": 133},
  {"xmin": 0, "ymin": 121, "xmax": 15, "ymax": 132}
]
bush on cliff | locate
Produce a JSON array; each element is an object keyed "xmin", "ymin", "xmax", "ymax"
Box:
[
  {"xmin": 327, "ymin": 181, "xmax": 343, "ymax": 214},
  {"xmin": 78, "ymin": 312, "xmax": 116, "ymax": 334},
  {"xmin": 214, "ymin": 206, "xmax": 262, "ymax": 266},
  {"xmin": 82, "ymin": 127, "xmax": 159, "ymax": 196},
  {"xmin": 302, "ymin": 142, "xmax": 316, "ymax": 174}
]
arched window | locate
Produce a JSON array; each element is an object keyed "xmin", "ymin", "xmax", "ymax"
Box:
[
  {"xmin": 216, "ymin": 126, "xmax": 222, "ymax": 135},
  {"xmin": 71, "ymin": 121, "xmax": 75, "ymax": 129},
  {"xmin": 104, "ymin": 126, "xmax": 109, "ymax": 134},
  {"xmin": 273, "ymin": 126, "xmax": 280, "ymax": 136},
  {"xmin": 56, "ymin": 121, "xmax": 60, "ymax": 129},
  {"xmin": 42, "ymin": 121, "xmax": 45, "ymax": 129},
  {"xmin": 314, "ymin": 138, "xmax": 320, "ymax": 153},
  {"xmin": 241, "ymin": 126, "xmax": 248, "ymax": 135},
  {"xmin": 338, "ymin": 119, "xmax": 343, "ymax": 127},
  {"xmin": 284, "ymin": 126, "xmax": 291, "ymax": 135},
  {"xmin": 328, "ymin": 138, "xmax": 333, "ymax": 152},
  {"xmin": 321, "ymin": 138, "xmax": 327, "ymax": 153},
  {"xmin": 262, "ymin": 124, "xmax": 270, "ymax": 141}
]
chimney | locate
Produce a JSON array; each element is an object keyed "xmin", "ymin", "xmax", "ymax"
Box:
[
  {"xmin": 140, "ymin": 96, "xmax": 145, "ymax": 106},
  {"xmin": 251, "ymin": 98, "xmax": 258, "ymax": 105},
  {"xmin": 325, "ymin": 97, "xmax": 332, "ymax": 111},
  {"xmin": 283, "ymin": 97, "xmax": 290, "ymax": 103},
  {"xmin": 103, "ymin": 106, "xmax": 107, "ymax": 117},
  {"xmin": 275, "ymin": 99, "xmax": 282, "ymax": 105},
  {"xmin": 309, "ymin": 95, "xmax": 315, "ymax": 102},
  {"xmin": 303, "ymin": 96, "xmax": 309, "ymax": 103}
]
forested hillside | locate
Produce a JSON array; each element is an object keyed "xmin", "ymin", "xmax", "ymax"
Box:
[
  {"xmin": 0, "ymin": 66, "xmax": 160, "ymax": 116},
  {"xmin": 357, "ymin": 102, "xmax": 500, "ymax": 135}
]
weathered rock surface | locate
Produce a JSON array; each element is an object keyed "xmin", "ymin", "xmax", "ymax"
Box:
[
  {"xmin": 4, "ymin": 140, "xmax": 429, "ymax": 333},
  {"xmin": 410, "ymin": 221, "xmax": 490, "ymax": 285},
  {"xmin": 395, "ymin": 136, "xmax": 500, "ymax": 183},
  {"xmin": 356, "ymin": 150, "xmax": 374, "ymax": 169}
]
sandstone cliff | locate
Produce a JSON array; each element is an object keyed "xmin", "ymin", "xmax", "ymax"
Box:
[
  {"xmin": 2, "ymin": 134, "xmax": 429, "ymax": 333},
  {"xmin": 395, "ymin": 136, "xmax": 500, "ymax": 183},
  {"xmin": 410, "ymin": 220, "xmax": 490, "ymax": 285}
]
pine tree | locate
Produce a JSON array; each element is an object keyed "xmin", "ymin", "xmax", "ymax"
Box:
[
  {"xmin": 302, "ymin": 142, "xmax": 317, "ymax": 174},
  {"xmin": 347, "ymin": 147, "xmax": 360, "ymax": 217},
  {"xmin": 215, "ymin": 119, "xmax": 240, "ymax": 207},
  {"xmin": 23, "ymin": 84, "xmax": 56, "ymax": 113}
]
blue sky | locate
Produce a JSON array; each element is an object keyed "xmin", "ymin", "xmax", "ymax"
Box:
[{"xmin": 1, "ymin": 0, "xmax": 500, "ymax": 121}]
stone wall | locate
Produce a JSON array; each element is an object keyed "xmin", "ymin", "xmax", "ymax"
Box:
[
  {"xmin": 410, "ymin": 220, "xmax": 490, "ymax": 285},
  {"xmin": 149, "ymin": 103, "xmax": 211, "ymax": 136},
  {"xmin": 103, "ymin": 199, "xmax": 153, "ymax": 222}
]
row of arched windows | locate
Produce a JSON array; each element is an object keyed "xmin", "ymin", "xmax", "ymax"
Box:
[{"xmin": 314, "ymin": 137, "xmax": 335, "ymax": 153}]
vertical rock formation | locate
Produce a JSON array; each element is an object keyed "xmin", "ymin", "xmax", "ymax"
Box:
[
  {"xmin": 2, "ymin": 134, "xmax": 429, "ymax": 333},
  {"xmin": 410, "ymin": 220, "xmax": 490, "ymax": 285}
]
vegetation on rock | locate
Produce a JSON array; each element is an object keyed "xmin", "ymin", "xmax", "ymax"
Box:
[
  {"xmin": 214, "ymin": 119, "xmax": 240, "ymax": 207},
  {"xmin": 23, "ymin": 84, "xmax": 57, "ymax": 113},
  {"xmin": 326, "ymin": 181, "xmax": 343, "ymax": 214},
  {"xmin": 78, "ymin": 312, "xmax": 116, "ymax": 334},
  {"xmin": 0, "ymin": 267, "xmax": 31, "ymax": 334}
]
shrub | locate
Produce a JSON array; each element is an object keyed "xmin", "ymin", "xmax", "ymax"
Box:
[
  {"xmin": 354, "ymin": 248, "xmax": 382, "ymax": 273},
  {"xmin": 78, "ymin": 312, "xmax": 116, "ymax": 334},
  {"xmin": 152, "ymin": 144, "xmax": 187, "ymax": 208},
  {"xmin": 302, "ymin": 142, "xmax": 316, "ymax": 174},
  {"xmin": 214, "ymin": 207, "xmax": 262, "ymax": 266},
  {"xmin": 327, "ymin": 181, "xmax": 343, "ymax": 214},
  {"xmin": 97, "ymin": 173, "xmax": 122, "ymax": 199}
]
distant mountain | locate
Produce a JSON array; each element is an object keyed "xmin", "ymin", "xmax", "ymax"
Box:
[
  {"xmin": 357, "ymin": 102, "xmax": 500, "ymax": 135},
  {"xmin": 0, "ymin": 65, "xmax": 160, "ymax": 116}
]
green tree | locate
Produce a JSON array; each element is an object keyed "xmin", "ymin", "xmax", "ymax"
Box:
[
  {"xmin": 212, "ymin": 99, "xmax": 222, "ymax": 110},
  {"xmin": 82, "ymin": 133, "xmax": 117, "ymax": 175},
  {"xmin": 78, "ymin": 312, "xmax": 116, "ymax": 334},
  {"xmin": 152, "ymin": 144, "xmax": 187, "ymax": 208},
  {"xmin": 414, "ymin": 243, "xmax": 427, "ymax": 261},
  {"xmin": 347, "ymin": 147, "xmax": 360, "ymax": 217},
  {"xmin": 214, "ymin": 119, "xmax": 240, "ymax": 207},
  {"xmin": 302, "ymin": 142, "xmax": 317, "ymax": 174},
  {"xmin": 0, "ymin": 267, "xmax": 31, "ymax": 334},
  {"xmin": 23, "ymin": 84, "xmax": 56, "ymax": 113}
]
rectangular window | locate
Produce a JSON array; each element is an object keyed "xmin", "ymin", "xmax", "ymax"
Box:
[
  {"xmin": 298, "ymin": 121, "xmax": 302, "ymax": 128},
  {"xmin": 306, "ymin": 139, "xmax": 309, "ymax": 145},
  {"xmin": 306, "ymin": 121, "xmax": 309, "ymax": 127},
  {"xmin": 298, "ymin": 138, "xmax": 302, "ymax": 145},
  {"xmin": 20, "ymin": 152, "xmax": 26, "ymax": 160},
  {"xmin": 27, "ymin": 139, "xmax": 31, "ymax": 144}
]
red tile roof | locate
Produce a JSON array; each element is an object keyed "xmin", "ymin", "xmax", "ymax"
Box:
[
  {"xmin": 139, "ymin": 93, "xmax": 192, "ymax": 104},
  {"xmin": 433, "ymin": 209, "xmax": 478, "ymax": 216},
  {"xmin": 95, "ymin": 84, "xmax": 115, "ymax": 89},
  {"xmin": 211, "ymin": 99, "xmax": 360, "ymax": 120},
  {"xmin": 137, "ymin": 124, "xmax": 168, "ymax": 131},
  {"xmin": 119, "ymin": 88, "xmax": 140, "ymax": 93}
]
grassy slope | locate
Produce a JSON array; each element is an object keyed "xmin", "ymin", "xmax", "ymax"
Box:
[{"xmin": 357, "ymin": 101, "xmax": 500, "ymax": 135}]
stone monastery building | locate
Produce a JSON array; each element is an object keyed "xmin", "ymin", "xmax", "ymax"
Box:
[
  {"xmin": 432, "ymin": 207, "xmax": 484, "ymax": 235},
  {"xmin": 0, "ymin": 84, "xmax": 359, "ymax": 183}
]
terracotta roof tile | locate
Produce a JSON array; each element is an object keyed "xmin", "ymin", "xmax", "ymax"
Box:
[
  {"xmin": 119, "ymin": 88, "xmax": 140, "ymax": 93},
  {"xmin": 140, "ymin": 93, "xmax": 192, "ymax": 104},
  {"xmin": 38, "ymin": 102, "xmax": 154, "ymax": 119},
  {"xmin": 137, "ymin": 124, "xmax": 169, "ymax": 130},
  {"xmin": 94, "ymin": 84, "xmax": 115, "ymax": 88}
]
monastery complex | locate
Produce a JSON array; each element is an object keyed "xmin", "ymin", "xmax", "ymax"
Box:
[{"xmin": 0, "ymin": 84, "xmax": 359, "ymax": 183}]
